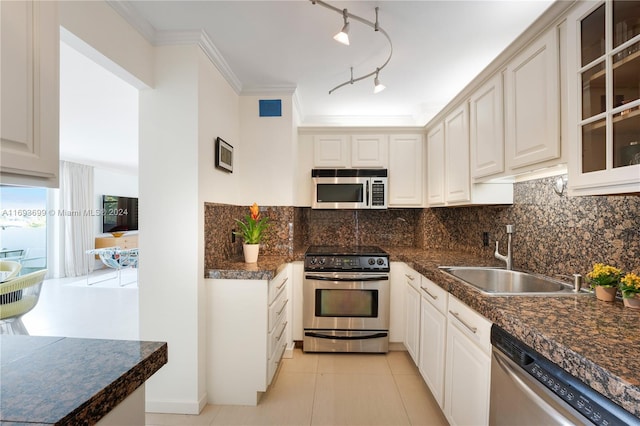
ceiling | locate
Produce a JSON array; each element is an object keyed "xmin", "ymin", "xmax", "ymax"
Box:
[{"xmin": 60, "ymin": 0, "xmax": 554, "ymax": 173}]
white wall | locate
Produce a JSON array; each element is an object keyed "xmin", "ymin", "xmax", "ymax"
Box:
[
  {"xmin": 139, "ymin": 45, "xmax": 203, "ymax": 414},
  {"xmin": 238, "ymin": 95, "xmax": 295, "ymax": 206},
  {"xmin": 59, "ymin": 1, "xmax": 154, "ymax": 89},
  {"xmin": 196, "ymin": 49, "xmax": 241, "ymax": 404}
]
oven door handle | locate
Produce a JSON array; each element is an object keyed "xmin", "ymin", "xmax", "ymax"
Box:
[
  {"xmin": 304, "ymin": 331, "xmax": 388, "ymax": 340},
  {"xmin": 305, "ymin": 275, "xmax": 389, "ymax": 282}
]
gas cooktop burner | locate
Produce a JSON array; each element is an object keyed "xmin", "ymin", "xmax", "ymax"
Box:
[{"xmin": 304, "ymin": 246, "xmax": 389, "ymax": 272}]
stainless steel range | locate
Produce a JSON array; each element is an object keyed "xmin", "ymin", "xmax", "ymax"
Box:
[{"xmin": 303, "ymin": 246, "xmax": 390, "ymax": 353}]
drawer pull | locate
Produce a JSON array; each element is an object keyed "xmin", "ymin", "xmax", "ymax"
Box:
[
  {"xmin": 449, "ymin": 310, "xmax": 477, "ymax": 334},
  {"xmin": 405, "ymin": 274, "xmax": 415, "ymax": 281},
  {"xmin": 276, "ymin": 277, "xmax": 288, "ymax": 290},
  {"xmin": 275, "ymin": 343, "xmax": 287, "ymax": 364},
  {"xmin": 421, "ymin": 287, "xmax": 438, "ymax": 300},
  {"xmin": 276, "ymin": 321, "xmax": 288, "ymax": 341},
  {"xmin": 277, "ymin": 299, "xmax": 289, "ymax": 316}
]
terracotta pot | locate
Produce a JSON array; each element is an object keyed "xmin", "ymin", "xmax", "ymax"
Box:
[
  {"xmin": 243, "ymin": 243, "xmax": 260, "ymax": 263},
  {"xmin": 623, "ymin": 295, "xmax": 640, "ymax": 309},
  {"xmin": 594, "ymin": 286, "xmax": 617, "ymax": 302}
]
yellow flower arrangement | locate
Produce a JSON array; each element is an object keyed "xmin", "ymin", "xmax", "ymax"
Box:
[
  {"xmin": 619, "ymin": 273, "xmax": 640, "ymax": 299},
  {"xmin": 586, "ymin": 263, "xmax": 623, "ymax": 288},
  {"xmin": 233, "ymin": 203, "xmax": 269, "ymax": 244}
]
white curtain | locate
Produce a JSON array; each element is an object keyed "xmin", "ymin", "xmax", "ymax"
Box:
[{"xmin": 61, "ymin": 161, "xmax": 94, "ymax": 277}]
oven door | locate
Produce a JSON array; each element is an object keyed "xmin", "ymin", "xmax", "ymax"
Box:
[
  {"xmin": 303, "ymin": 272, "xmax": 389, "ymax": 352},
  {"xmin": 312, "ymin": 176, "xmax": 370, "ymax": 209}
]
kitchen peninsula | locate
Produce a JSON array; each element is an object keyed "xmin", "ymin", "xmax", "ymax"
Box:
[{"xmin": 0, "ymin": 335, "xmax": 167, "ymax": 425}]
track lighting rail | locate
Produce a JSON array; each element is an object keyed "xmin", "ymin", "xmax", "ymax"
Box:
[{"xmin": 310, "ymin": 0, "xmax": 393, "ymax": 94}]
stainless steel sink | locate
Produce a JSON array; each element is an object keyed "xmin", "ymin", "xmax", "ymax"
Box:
[{"xmin": 439, "ymin": 266, "xmax": 589, "ymax": 296}]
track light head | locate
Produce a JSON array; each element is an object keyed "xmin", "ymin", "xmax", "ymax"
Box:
[
  {"xmin": 373, "ymin": 69, "xmax": 385, "ymax": 93},
  {"xmin": 333, "ymin": 9, "xmax": 350, "ymax": 45}
]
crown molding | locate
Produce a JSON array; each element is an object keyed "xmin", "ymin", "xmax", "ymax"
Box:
[
  {"xmin": 106, "ymin": 1, "xmax": 242, "ymax": 94},
  {"xmin": 106, "ymin": 1, "xmax": 158, "ymax": 41}
]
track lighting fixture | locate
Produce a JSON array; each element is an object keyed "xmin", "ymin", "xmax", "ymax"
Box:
[
  {"xmin": 311, "ymin": 0, "xmax": 393, "ymax": 94},
  {"xmin": 373, "ymin": 69, "xmax": 385, "ymax": 94},
  {"xmin": 333, "ymin": 9, "xmax": 350, "ymax": 45}
]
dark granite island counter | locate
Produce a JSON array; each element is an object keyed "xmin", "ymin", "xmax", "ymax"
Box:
[{"xmin": 0, "ymin": 335, "xmax": 167, "ymax": 425}]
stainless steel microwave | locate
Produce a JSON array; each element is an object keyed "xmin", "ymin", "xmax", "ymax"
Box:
[{"xmin": 311, "ymin": 169, "xmax": 388, "ymax": 209}]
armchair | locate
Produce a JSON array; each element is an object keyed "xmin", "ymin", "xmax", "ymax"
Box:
[{"xmin": 0, "ymin": 269, "xmax": 47, "ymax": 334}]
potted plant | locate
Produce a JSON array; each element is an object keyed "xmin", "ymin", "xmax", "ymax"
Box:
[
  {"xmin": 234, "ymin": 203, "xmax": 269, "ymax": 263},
  {"xmin": 586, "ymin": 263, "xmax": 622, "ymax": 302},
  {"xmin": 619, "ymin": 272, "xmax": 640, "ymax": 309}
]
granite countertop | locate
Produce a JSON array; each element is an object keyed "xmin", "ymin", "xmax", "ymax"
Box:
[
  {"xmin": 206, "ymin": 250, "xmax": 305, "ymax": 280},
  {"xmin": 386, "ymin": 246, "xmax": 640, "ymax": 419},
  {"xmin": 0, "ymin": 335, "xmax": 168, "ymax": 425},
  {"xmin": 205, "ymin": 245, "xmax": 640, "ymax": 418}
]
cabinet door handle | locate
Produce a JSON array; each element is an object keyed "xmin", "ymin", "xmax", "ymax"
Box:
[
  {"xmin": 405, "ymin": 274, "xmax": 415, "ymax": 281},
  {"xmin": 449, "ymin": 310, "xmax": 478, "ymax": 334},
  {"xmin": 421, "ymin": 287, "xmax": 438, "ymax": 300},
  {"xmin": 277, "ymin": 299, "xmax": 289, "ymax": 316},
  {"xmin": 276, "ymin": 277, "xmax": 288, "ymax": 290},
  {"xmin": 276, "ymin": 321, "xmax": 288, "ymax": 341}
]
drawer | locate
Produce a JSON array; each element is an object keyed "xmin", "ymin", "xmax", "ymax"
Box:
[
  {"xmin": 447, "ymin": 296, "xmax": 492, "ymax": 355},
  {"xmin": 420, "ymin": 276, "xmax": 448, "ymax": 314},
  {"xmin": 268, "ymin": 316, "xmax": 288, "ymax": 357},
  {"xmin": 268, "ymin": 289, "xmax": 288, "ymax": 332},
  {"xmin": 268, "ymin": 269, "xmax": 289, "ymax": 304},
  {"xmin": 267, "ymin": 336, "xmax": 287, "ymax": 385},
  {"xmin": 404, "ymin": 268, "xmax": 421, "ymax": 291}
]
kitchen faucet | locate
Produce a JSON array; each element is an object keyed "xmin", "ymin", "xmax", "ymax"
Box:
[{"xmin": 495, "ymin": 225, "xmax": 514, "ymax": 270}]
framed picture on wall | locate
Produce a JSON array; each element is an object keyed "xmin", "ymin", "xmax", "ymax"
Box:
[{"xmin": 215, "ymin": 137, "xmax": 233, "ymax": 173}]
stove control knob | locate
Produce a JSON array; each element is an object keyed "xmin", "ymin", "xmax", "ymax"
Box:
[
  {"xmin": 309, "ymin": 257, "xmax": 317, "ymax": 265},
  {"xmin": 368, "ymin": 258, "xmax": 376, "ymax": 265},
  {"xmin": 318, "ymin": 258, "xmax": 326, "ymax": 265},
  {"xmin": 377, "ymin": 258, "xmax": 385, "ymax": 265}
]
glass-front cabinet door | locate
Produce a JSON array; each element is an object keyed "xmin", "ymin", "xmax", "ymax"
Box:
[{"xmin": 567, "ymin": 0, "xmax": 640, "ymax": 195}]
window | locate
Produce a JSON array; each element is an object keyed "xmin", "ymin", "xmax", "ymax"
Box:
[{"xmin": 0, "ymin": 186, "xmax": 48, "ymax": 274}]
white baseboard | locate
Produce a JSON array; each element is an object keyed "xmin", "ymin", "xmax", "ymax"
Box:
[
  {"xmin": 283, "ymin": 342, "xmax": 295, "ymax": 359},
  {"xmin": 145, "ymin": 396, "xmax": 204, "ymax": 415}
]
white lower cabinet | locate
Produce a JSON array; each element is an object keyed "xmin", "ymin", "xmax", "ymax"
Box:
[
  {"xmin": 206, "ymin": 265, "xmax": 291, "ymax": 405},
  {"xmin": 403, "ymin": 267, "xmax": 421, "ymax": 364},
  {"xmin": 389, "ymin": 262, "xmax": 407, "ymax": 343},
  {"xmin": 444, "ymin": 296, "xmax": 492, "ymax": 426},
  {"xmin": 418, "ymin": 277, "xmax": 448, "ymax": 408}
]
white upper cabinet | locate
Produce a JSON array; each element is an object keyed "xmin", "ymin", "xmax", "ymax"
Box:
[
  {"xmin": 427, "ymin": 109, "xmax": 512, "ymax": 207},
  {"xmin": 313, "ymin": 135, "xmax": 349, "ymax": 168},
  {"xmin": 470, "ymin": 74, "xmax": 505, "ymax": 179},
  {"xmin": 505, "ymin": 27, "xmax": 560, "ymax": 170},
  {"xmin": 1, "ymin": 1, "xmax": 59, "ymax": 187},
  {"xmin": 444, "ymin": 104, "xmax": 471, "ymax": 203},
  {"xmin": 313, "ymin": 134, "xmax": 388, "ymax": 168},
  {"xmin": 566, "ymin": 0, "xmax": 640, "ymax": 196},
  {"xmin": 351, "ymin": 135, "xmax": 388, "ymax": 168},
  {"xmin": 388, "ymin": 134, "xmax": 423, "ymax": 206},
  {"xmin": 427, "ymin": 124, "xmax": 445, "ymax": 206}
]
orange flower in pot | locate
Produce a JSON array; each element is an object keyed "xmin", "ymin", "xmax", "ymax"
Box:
[{"xmin": 233, "ymin": 203, "xmax": 269, "ymax": 263}]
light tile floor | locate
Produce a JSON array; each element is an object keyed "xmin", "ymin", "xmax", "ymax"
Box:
[
  {"xmin": 23, "ymin": 272, "xmax": 448, "ymax": 426},
  {"xmin": 146, "ymin": 349, "xmax": 449, "ymax": 426}
]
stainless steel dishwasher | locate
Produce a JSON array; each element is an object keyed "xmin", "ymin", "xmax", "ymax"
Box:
[{"xmin": 489, "ymin": 325, "xmax": 638, "ymax": 426}]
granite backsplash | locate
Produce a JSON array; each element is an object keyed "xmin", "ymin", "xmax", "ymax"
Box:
[{"xmin": 205, "ymin": 175, "xmax": 639, "ymax": 276}]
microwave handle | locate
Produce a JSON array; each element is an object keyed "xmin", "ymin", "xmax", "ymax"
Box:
[{"xmin": 366, "ymin": 180, "xmax": 370, "ymax": 206}]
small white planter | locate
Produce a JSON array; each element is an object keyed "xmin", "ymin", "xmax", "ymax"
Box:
[{"xmin": 242, "ymin": 243, "xmax": 260, "ymax": 263}]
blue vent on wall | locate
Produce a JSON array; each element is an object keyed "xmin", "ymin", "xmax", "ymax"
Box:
[{"xmin": 259, "ymin": 99, "xmax": 282, "ymax": 117}]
